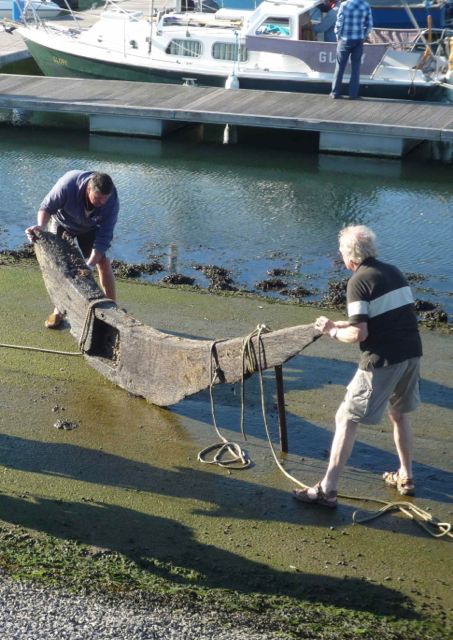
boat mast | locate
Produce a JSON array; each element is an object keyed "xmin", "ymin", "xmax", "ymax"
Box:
[{"xmin": 148, "ymin": 0, "xmax": 155, "ymax": 54}]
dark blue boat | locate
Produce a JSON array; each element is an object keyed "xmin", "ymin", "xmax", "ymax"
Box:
[
  {"xmin": 370, "ymin": 0, "xmax": 453, "ymax": 29},
  {"xmin": 195, "ymin": 0, "xmax": 453, "ymax": 29}
]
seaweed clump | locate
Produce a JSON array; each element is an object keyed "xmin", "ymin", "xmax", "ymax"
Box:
[
  {"xmin": 0, "ymin": 244, "xmax": 35, "ymax": 264},
  {"xmin": 281, "ymin": 285, "xmax": 315, "ymax": 299},
  {"xmin": 193, "ymin": 264, "xmax": 238, "ymax": 292},
  {"xmin": 255, "ymin": 278, "xmax": 287, "ymax": 292},
  {"xmin": 160, "ymin": 273, "xmax": 195, "ymax": 286},
  {"xmin": 322, "ymin": 279, "xmax": 348, "ymax": 308},
  {"xmin": 112, "ymin": 259, "xmax": 164, "ymax": 279}
]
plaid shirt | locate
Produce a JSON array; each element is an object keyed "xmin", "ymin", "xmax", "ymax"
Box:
[{"xmin": 335, "ymin": 0, "xmax": 373, "ymax": 41}]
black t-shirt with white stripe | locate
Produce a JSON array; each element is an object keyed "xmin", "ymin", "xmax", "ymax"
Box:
[{"xmin": 347, "ymin": 257, "xmax": 422, "ymax": 369}]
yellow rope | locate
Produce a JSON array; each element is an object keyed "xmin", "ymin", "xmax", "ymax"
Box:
[
  {"xmin": 0, "ymin": 342, "xmax": 81, "ymax": 356},
  {"xmin": 251, "ymin": 330, "xmax": 452, "ymax": 539},
  {"xmin": 0, "ymin": 297, "xmax": 116, "ymax": 357},
  {"xmin": 197, "ymin": 340, "xmax": 251, "ymax": 469},
  {"xmin": 200, "ymin": 323, "xmax": 452, "ymax": 539}
]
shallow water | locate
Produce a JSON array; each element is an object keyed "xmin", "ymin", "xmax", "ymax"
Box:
[{"xmin": 1, "ymin": 126, "xmax": 452, "ymax": 316}]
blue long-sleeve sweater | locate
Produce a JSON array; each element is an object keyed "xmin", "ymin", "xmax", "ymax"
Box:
[{"xmin": 40, "ymin": 170, "xmax": 119, "ymax": 255}]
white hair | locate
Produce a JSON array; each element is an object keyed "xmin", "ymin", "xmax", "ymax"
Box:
[{"xmin": 338, "ymin": 225, "xmax": 377, "ymax": 264}]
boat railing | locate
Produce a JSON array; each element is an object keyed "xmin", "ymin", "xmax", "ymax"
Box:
[
  {"xmin": 21, "ymin": 0, "xmax": 82, "ymax": 28},
  {"xmin": 368, "ymin": 28, "xmax": 423, "ymax": 50},
  {"xmin": 368, "ymin": 26, "xmax": 451, "ymax": 79},
  {"xmin": 21, "ymin": 0, "xmax": 145, "ymax": 30}
]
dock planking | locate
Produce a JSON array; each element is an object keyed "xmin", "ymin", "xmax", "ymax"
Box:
[
  {"xmin": 0, "ymin": 24, "xmax": 30, "ymax": 66},
  {"xmin": 0, "ymin": 73, "xmax": 453, "ymax": 148}
]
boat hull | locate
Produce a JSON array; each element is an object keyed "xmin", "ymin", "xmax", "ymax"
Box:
[
  {"xmin": 22, "ymin": 36, "xmax": 440, "ymax": 101},
  {"xmin": 33, "ymin": 231, "xmax": 319, "ymax": 407},
  {"xmin": 197, "ymin": 0, "xmax": 453, "ymax": 29},
  {"xmin": 371, "ymin": 5, "xmax": 453, "ymax": 29}
]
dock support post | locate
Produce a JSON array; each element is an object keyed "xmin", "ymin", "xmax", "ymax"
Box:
[
  {"xmin": 89, "ymin": 114, "xmax": 184, "ymax": 138},
  {"xmin": 275, "ymin": 365, "xmax": 288, "ymax": 453},
  {"xmin": 319, "ymin": 131, "xmax": 422, "ymax": 158}
]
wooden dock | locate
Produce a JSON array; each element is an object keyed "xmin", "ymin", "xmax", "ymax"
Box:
[
  {"xmin": 1, "ymin": 73, "xmax": 453, "ymax": 159},
  {"xmin": 0, "ymin": 22, "xmax": 29, "ymax": 66}
]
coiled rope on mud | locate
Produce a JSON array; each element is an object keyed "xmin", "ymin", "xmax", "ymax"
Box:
[
  {"xmin": 197, "ymin": 324, "xmax": 272, "ymax": 469},
  {"xmin": 0, "ymin": 297, "xmax": 116, "ymax": 357},
  {"xmin": 201, "ymin": 323, "xmax": 453, "ymax": 539}
]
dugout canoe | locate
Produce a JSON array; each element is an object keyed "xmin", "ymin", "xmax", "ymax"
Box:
[{"xmin": 34, "ymin": 231, "xmax": 320, "ymax": 407}]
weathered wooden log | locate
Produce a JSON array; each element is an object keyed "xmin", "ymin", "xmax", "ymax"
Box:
[{"xmin": 34, "ymin": 231, "xmax": 320, "ymax": 406}]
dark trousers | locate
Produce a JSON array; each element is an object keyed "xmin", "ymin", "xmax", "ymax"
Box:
[
  {"xmin": 331, "ymin": 38, "xmax": 364, "ymax": 98},
  {"xmin": 55, "ymin": 224, "xmax": 95, "ymax": 259}
]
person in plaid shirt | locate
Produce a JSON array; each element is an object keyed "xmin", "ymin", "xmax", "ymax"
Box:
[{"xmin": 330, "ymin": 0, "xmax": 373, "ymax": 99}]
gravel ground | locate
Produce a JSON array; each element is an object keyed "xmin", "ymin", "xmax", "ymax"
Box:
[{"xmin": 0, "ymin": 578, "xmax": 279, "ymax": 640}]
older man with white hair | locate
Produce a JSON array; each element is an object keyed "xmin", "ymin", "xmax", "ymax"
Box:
[{"xmin": 294, "ymin": 225, "xmax": 422, "ymax": 508}]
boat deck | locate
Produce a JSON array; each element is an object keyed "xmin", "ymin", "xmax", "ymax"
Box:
[
  {"xmin": 0, "ymin": 73, "xmax": 452, "ymax": 158},
  {"xmin": 0, "ymin": 0, "xmax": 171, "ymax": 66}
]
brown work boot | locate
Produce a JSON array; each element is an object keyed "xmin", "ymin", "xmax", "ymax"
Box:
[{"xmin": 45, "ymin": 312, "xmax": 63, "ymax": 329}]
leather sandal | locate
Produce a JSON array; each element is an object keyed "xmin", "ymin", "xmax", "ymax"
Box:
[
  {"xmin": 293, "ymin": 482, "xmax": 338, "ymax": 508},
  {"xmin": 383, "ymin": 470, "xmax": 415, "ymax": 496},
  {"xmin": 45, "ymin": 312, "xmax": 63, "ymax": 329}
]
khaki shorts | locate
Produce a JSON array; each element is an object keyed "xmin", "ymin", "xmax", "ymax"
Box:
[{"xmin": 338, "ymin": 357, "xmax": 421, "ymax": 425}]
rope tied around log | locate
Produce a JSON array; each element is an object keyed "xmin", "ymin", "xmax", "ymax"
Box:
[
  {"xmin": 79, "ymin": 297, "xmax": 117, "ymax": 353},
  {"xmin": 198, "ymin": 324, "xmax": 271, "ymax": 469},
  {"xmin": 0, "ymin": 299, "xmax": 116, "ymax": 357}
]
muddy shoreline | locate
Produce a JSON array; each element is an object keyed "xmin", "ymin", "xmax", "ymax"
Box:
[
  {"xmin": 0, "ymin": 262, "xmax": 451, "ymax": 639},
  {"xmin": 1, "ymin": 245, "xmax": 451, "ymax": 331}
]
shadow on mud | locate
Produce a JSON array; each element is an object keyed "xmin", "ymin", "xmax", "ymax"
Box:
[{"xmin": 0, "ymin": 489, "xmax": 418, "ymax": 620}]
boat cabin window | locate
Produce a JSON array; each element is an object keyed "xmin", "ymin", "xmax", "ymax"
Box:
[
  {"xmin": 165, "ymin": 39, "xmax": 203, "ymax": 57},
  {"xmin": 255, "ymin": 17, "xmax": 291, "ymax": 37},
  {"xmin": 212, "ymin": 42, "xmax": 248, "ymax": 61},
  {"xmin": 299, "ymin": 12, "xmax": 315, "ymax": 40}
]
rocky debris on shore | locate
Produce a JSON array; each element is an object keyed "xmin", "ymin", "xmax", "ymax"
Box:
[
  {"xmin": 321, "ymin": 279, "xmax": 348, "ymax": 307},
  {"xmin": 267, "ymin": 267, "xmax": 293, "ymax": 278},
  {"xmin": 160, "ymin": 273, "xmax": 196, "ymax": 286},
  {"xmin": 1, "ymin": 248, "xmax": 450, "ymax": 327},
  {"xmin": 405, "ymin": 272, "xmax": 427, "ymax": 284},
  {"xmin": 111, "ymin": 259, "xmax": 164, "ymax": 279},
  {"xmin": 280, "ymin": 285, "xmax": 315, "ymax": 299},
  {"xmin": 255, "ymin": 278, "xmax": 287, "ymax": 292},
  {"xmin": 53, "ymin": 419, "xmax": 79, "ymax": 431},
  {"xmin": 415, "ymin": 300, "xmax": 449, "ymax": 326},
  {"xmin": 193, "ymin": 264, "xmax": 238, "ymax": 292},
  {"xmin": 0, "ymin": 244, "xmax": 35, "ymax": 263}
]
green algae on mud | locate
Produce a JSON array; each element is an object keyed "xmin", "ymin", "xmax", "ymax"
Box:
[
  {"xmin": 0, "ymin": 525, "xmax": 449, "ymax": 640},
  {"xmin": 0, "ymin": 263, "xmax": 452, "ymax": 640}
]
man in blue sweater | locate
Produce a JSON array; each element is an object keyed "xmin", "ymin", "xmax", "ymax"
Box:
[
  {"xmin": 330, "ymin": 0, "xmax": 373, "ymax": 99},
  {"xmin": 26, "ymin": 170, "xmax": 119, "ymax": 328}
]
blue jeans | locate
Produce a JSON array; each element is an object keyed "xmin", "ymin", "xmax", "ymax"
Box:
[{"xmin": 331, "ymin": 38, "xmax": 364, "ymax": 98}]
